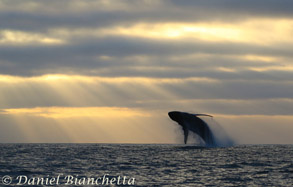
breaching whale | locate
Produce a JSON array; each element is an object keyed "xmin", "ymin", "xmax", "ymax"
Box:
[{"xmin": 168, "ymin": 111, "xmax": 216, "ymax": 146}]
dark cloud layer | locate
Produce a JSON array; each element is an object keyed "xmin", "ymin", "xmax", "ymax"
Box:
[
  {"xmin": 169, "ymin": 0, "xmax": 293, "ymax": 17},
  {"xmin": 1, "ymin": 0, "xmax": 293, "ymax": 77},
  {"xmin": 1, "ymin": 0, "xmax": 293, "ymax": 32},
  {"xmin": 1, "ymin": 36, "xmax": 293, "ymax": 77},
  {"xmin": 1, "ymin": 0, "xmax": 293, "ymax": 116}
]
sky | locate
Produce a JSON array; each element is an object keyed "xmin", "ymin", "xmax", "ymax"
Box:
[{"xmin": 1, "ymin": 0, "xmax": 293, "ymax": 144}]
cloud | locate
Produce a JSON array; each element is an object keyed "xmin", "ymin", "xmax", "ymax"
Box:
[
  {"xmin": 1, "ymin": 75, "xmax": 293, "ymax": 117},
  {"xmin": 1, "ymin": 35, "xmax": 293, "ymax": 77},
  {"xmin": 1, "ymin": 0, "xmax": 293, "ymax": 143},
  {"xmin": 1, "ymin": 107, "xmax": 149, "ymax": 118},
  {"xmin": 169, "ymin": 0, "xmax": 293, "ymax": 18},
  {"xmin": 1, "ymin": 0, "xmax": 293, "ymax": 33},
  {"xmin": 1, "ymin": 1, "xmax": 293, "ymax": 79}
]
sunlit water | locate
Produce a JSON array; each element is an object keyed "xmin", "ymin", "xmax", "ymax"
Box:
[{"xmin": 0, "ymin": 144, "xmax": 292, "ymax": 186}]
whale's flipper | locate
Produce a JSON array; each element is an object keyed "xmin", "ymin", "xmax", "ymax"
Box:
[
  {"xmin": 183, "ymin": 127, "xmax": 189, "ymax": 144},
  {"xmin": 195, "ymin": 114, "xmax": 213, "ymax": 118}
]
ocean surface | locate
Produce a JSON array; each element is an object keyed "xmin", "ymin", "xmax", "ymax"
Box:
[{"xmin": 0, "ymin": 144, "xmax": 292, "ymax": 186}]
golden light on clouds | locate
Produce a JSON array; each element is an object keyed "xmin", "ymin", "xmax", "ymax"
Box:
[
  {"xmin": 217, "ymin": 67, "xmax": 237, "ymax": 73},
  {"xmin": 0, "ymin": 106, "xmax": 175, "ymax": 143},
  {"xmin": 0, "ymin": 30, "xmax": 65, "ymax": 45},
  {"xmin": 241, "ymin": 55, "xmax": 280, "ymax": 63},
  {"xmin": 121, "ymin": 19, "xmax": 293, "ymax": 44},
  {"xmin": 49, "ymin": 23, "xmax": 241, "ymax": 42},
  {"xmin": 2, "ymin": 107, "xmax": 150, "ymax": 119},
  {"xmin": 2, "ymin": 18, "xmax": 293, "ymax": 47},
  {"xmin": 249, "ymin": 66, "xmax": 293, "ymax": 72},
  {"xmin": 113, "ymin": 23, "xmax": 241, "ymax": 41},
  {"xmin": 1, "ymin": 0, "xmax": 293, "ymax": 144},
  {"xmin": 0, "ymin": 74, "xmax": 218, "ymax": 84},
  {"xmin": 46, "ymin": 18, "xmax": 293, "ymax": 45}
]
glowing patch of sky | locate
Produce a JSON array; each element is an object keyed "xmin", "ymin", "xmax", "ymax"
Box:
[{"xmin": 1, "ymin": 0, "xmax": 293, "ymax": 144}]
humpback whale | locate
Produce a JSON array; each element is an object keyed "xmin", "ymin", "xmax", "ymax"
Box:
[{"xmin": 168, "ymin": 111, "xmax": 216, "ymax": 146}]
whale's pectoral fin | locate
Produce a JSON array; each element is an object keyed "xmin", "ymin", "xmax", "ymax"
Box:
[{"xmin": 183, "ymin": 127, "xmax": 189, "ymax": 144}]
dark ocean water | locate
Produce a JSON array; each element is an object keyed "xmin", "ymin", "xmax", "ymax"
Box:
[{"xmin": 0, "ymin": 144, "xmax": 292, "ymax": 186}]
